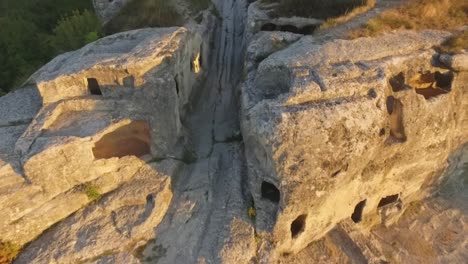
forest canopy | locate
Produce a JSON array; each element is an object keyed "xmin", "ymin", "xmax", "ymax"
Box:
[{"xmin": 0, "ymin": 0, "xmax": 101, "ymax": 95}]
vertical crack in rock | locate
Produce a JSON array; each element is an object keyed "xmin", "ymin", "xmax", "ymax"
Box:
[{"xmin": 145, "ymin": 1, "xmax": 251, "ymax": 263}]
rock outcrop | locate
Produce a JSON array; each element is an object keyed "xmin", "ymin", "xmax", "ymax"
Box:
[
  {"xmin": 0, "ymin": 0, "xmax": 467, "ymax": 263},
  {"xmin": 23, "ymin": 27, "xmax": 202, "ymax": 157},
  {"xmin": 14, "ymin": 161, "xmax": 175, "ymax": 264},
  {"xmin": 276, "ymin": 144, "xmax": 468, "ymax": 264},
  {"xmin": 241, "ymin": 2, "xmax": 468, "ymax": 259},
  {"xmin": 1, "ymin": 27, "xmax": 202, "ymax": 254}
]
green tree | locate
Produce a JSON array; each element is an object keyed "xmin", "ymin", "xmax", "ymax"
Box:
[
  {"xmin": 0, "ymin": 0, "xmax": 97, "ymax": 94},
  {"xmin": 51, "ymin": 10, "xmax": 102, "ymax": 53},
  {"xmin": 0, "ymin": 15, "xmax": 48, "ymax": 90}
]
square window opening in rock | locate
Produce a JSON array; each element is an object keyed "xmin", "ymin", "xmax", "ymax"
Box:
[{"xmin": 87, "ymin": 78, "xmax": 102, "ymax": 95}]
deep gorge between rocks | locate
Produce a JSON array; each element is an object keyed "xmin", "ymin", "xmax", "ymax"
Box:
[{"xmin": 142, "ymin": 1, "xmax": 251, "ymax": 262}]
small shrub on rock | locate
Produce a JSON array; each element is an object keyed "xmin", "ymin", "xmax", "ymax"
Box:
[{"xmin": 84, "ymin": 183, "xmax": 102, "ymax": 202}]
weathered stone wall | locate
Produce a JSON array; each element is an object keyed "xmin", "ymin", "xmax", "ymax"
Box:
[
  {"xmin": 25, "ymin": 27, "xmax": 203, "ymax": 158},
  {"xmin": 241, "ymin": 27, "xmax": 468, "ymax": 257},
  {"xmin": 0, "ymin": 27, "xmax": 203, "ymax": 247}
]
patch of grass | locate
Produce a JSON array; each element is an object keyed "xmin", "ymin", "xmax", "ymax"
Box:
[
  {"xmin": 320, "ymin": 0, "xmax": 376, "ymax": 29},
  {"xmin": 254, "ymin": 232, "xmax": 261, "ymax": 244},
  {"xmin": 439, "ymin": 31, "xmax": 468, "ymax": 54},
  {"xmin": 248, "ymin": 206, "xmax": 256, "ymax": 219},
  {"xmin": 84, "ymin": 183, "xmax": 101, "ymax": 202},
  {"xmin": 104, "ymin": 0, "xmax": 214, "ymax": 34},
  {"xmin": 0, "ymin": 240, "xmax": 21, "ymax": 264},
  {"xmin": 261, "ymin": 0, "xmax": 371, "ymax": 20},
  {"xmin": 104, "ymin": 0, "xmax": 183, "ymax": 34},
  {"xmin": 347, "ymin": 0, "xmax": 468, "ymax": 39}
]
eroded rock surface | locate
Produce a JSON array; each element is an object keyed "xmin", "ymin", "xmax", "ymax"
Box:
[
  {"xmin": 0, "ymin": 0, "xmax": 467, "ymax": 263},
  {"xmin": 278, "ymin": 145, "xmax": 468, "ymax": 264},
  {"xmin": 1, "ymin": 27, "xmax": 202, "ymax": 253},
  {"xmin": 242, "ymin": 27, "xmax": 468, "ymax": 257},
  {"xmin": 15, "ymin": 161, "xmax": 175, "ymax": 264}
]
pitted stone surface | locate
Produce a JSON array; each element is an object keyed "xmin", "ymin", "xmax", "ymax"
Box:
[
  {"xmin": 241, "ymin": 28, "xmax": 468, "ymax": 257},
  {"xmin": 0, "ymin": 1, "xmax": 467, "ymax": 263}
]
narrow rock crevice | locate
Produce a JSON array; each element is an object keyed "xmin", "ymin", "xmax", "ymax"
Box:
[
  {"xmin": 0, "ymin": 119, "xmax": 34, "ymax": 128},
  {"xmin": 144, "ymin": 0, "xmax": 251, "ymax": 262},
  {"xmin": 260, "ymin": 23, "xmax": 318, "ymax": 35}
]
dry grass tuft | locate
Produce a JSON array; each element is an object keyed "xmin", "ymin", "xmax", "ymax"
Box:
[
  {"xmin": 104, "ymin": 0, "xmax": 182, "ymax": 34},
  {"xmin": 320, "ymin": 0, "xmax": 376, "ymax": 29},
  {"xmin": 104, "ymin": 0, "xmax": 213, "ymax": 34},
  {"xmin": 347, "ymin": 0, "xmax": 468, "ymax": 39},
  {"xmin": 0, "ymin": 240, "xmax": 21, "ymax": 264},
  {"xmin": 261, "ymin": 0, "xmax": 372, "ymax": 20}
]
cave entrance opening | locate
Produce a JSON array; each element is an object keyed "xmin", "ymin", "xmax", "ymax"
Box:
[
  {"xmin": 291, "ymin": 214, "xmax": 307, "ymax": 238},
  {"xmin": 351, "ymin": 199, "xmax": 366, "ymax": 223},
  {"xmin": 377, "ymin": 194, "xmax": 400, "ymax": 208},
  {"xmin": 92, "ymin": 121, "xmax": 151, "ymax": 159},
  {"xmin": 87, "ymin": 78, "xmax": 103, "ymax": 95},
  {"xmin": 261, "ymin": 181, "xmax": 280, "ymax": 203}
]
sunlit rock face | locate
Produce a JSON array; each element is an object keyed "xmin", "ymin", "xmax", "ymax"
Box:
[
  {"xmin": 276, "ymin": 144, "xmax": 468, "ymax": 264},
  {"xmin": 1, "ymin": 0, "xmax": 467, "ymax": 262},
  {"xmin": 0, "ymin": 27, "xmax": 202, "ymax": 249},
  {"xmin": 14, "ymin": 161, "xmax": 175, "ymax": 264},
  {"xmin": 25, "ymin": 27, "xmax": 202, "ymax": 158},
  {"xmin": 241, "ymin": 28, "xmax": 468, "ymax": 256}
]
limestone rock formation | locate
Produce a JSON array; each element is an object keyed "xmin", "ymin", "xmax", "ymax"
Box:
[
  {"xmin": 1, "ymin": 27, "xmax": 202, "ymax": 257},
  {"xmin": 440, "ymin": 53, "xmax": 468, "ymax": 72},
  {"xmin": 277, "ymin": 145, "xmax": 468, "ymax": 264},
  {"xmin": 241, "ymin": 27, "xmax": 468, "ymax": 257},
  {"xmin": 24, "ymin": 27, "xmax": 202, "ymax": 158},
  {"xmin": 0, "ymin": 0, "xmax": 467, "ymax": 263},
  {"xmin": 14, "ymin": 161, "xmax": 175, "ymax": 264},
  {"xmin": 240, "ymin": 2, "xmax": 468, "ymax": 261}
]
